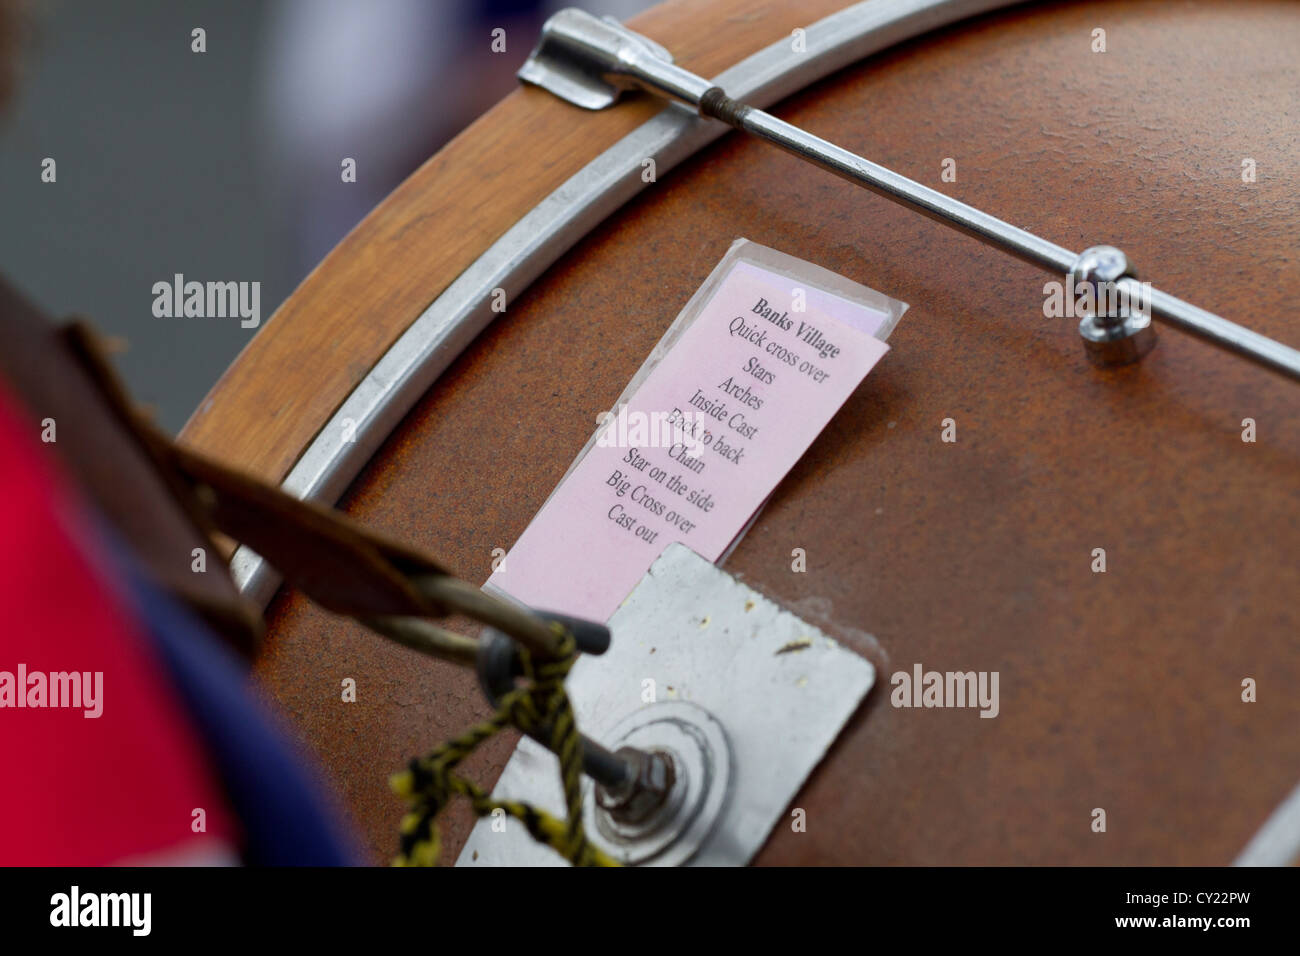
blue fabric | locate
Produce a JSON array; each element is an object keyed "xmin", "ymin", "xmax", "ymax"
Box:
[{"xmin": 105, "ymin": 534, "xmax": 361, "ymax": 866}]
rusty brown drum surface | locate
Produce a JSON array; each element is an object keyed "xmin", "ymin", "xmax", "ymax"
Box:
[{"xmin": 181, "ymin": 0, "xmax": 1300, "ymax": 865}]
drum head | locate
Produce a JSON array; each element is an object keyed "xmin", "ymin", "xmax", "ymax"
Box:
[{"xmin": 208, "ymin": 0, "xmax": 1300, "ymax": 864}]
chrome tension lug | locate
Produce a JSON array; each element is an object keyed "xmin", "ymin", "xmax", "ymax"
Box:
[
  {"xmin": 517, "ymin": 9, "xmax": 676, "ymax": 110},
  {"xmin": 1072, "ymin": 245, "xmax": 1157, "ymax": 368}
]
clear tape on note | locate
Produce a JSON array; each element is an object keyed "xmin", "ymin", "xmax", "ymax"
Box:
[{"xmin": 487, "ymin": 237, "xmax": 907, "ymax": 622}]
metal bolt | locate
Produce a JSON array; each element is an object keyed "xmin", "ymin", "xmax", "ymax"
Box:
[
  {"xmin": 1072, "ymin": 245, "xmax": 1156, "ymax": 368},
  {"xmin": 595, "ymin": 747, "xmax": 676, "ymax": 825}
]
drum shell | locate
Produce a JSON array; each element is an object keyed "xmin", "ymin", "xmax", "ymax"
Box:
[{"xmin": 187, "ymin": 0, "xmax": 1300, "ymax": 864}]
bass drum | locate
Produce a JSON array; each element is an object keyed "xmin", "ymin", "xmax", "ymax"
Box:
[{"xmin": 183, "ymin": 0, "xmax": 1300, "ymax": 865}]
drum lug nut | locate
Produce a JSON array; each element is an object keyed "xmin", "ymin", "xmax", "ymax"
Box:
[
  {"xmin": 595, "ymin": 746, "xmax": 675, "ymax": 825},
  {"xmin": 1072, "ymin": 245, "xmax": 1156, "ymax": 368}
]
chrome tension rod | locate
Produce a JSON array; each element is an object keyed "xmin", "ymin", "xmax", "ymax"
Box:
[{"xmin": 519, "ymin": 9, "xmax": 1300, "ymax": 383}]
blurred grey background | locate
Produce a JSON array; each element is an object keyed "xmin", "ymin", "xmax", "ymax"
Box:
[{"xmin": 0, "ymin": 0, "xmax": 650, "ymax": 432}]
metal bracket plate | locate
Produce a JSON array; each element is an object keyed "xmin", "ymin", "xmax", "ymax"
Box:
[
  {"xmin": 517, "ymin": 12, "xmax": 676, "ymax": 110},
  {"xmin": 456, "ymin": 542, "xmax": 876, "ymax": 866}
]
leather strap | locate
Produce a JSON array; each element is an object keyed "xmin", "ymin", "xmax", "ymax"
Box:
[
  {"xmin": 63, "ymin": 322, "xmax": 453, "ymax": 622},
  {"xmin": 0, "ymin": 278, "xmax": 458, "ymax": 658},
  {"xmin": 0, "ymin": 279, "xmax": 262, "ymax": 656}
]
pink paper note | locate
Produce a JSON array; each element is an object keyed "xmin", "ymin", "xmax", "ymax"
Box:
[{"xmin": 489, "ymin": 248, "xmax": 898, "ymax": 621}]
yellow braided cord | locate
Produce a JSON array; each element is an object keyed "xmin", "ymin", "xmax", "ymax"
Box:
[{"xmin": 390, "ymin": 626, "xmax": 620, "ymax": 867}]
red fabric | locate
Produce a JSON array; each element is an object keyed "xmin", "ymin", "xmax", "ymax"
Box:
[{"xmin": 0, "ymin": 383, "xmax": 236, "ymax": 864}]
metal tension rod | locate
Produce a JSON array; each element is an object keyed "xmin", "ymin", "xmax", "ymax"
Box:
[
  {"xmin": 366, "ymin": 604, "xmax": 670, "ymax": 799},
  {"xmin": 520, "ymin": 9, "xmax": 1300, "ymax": 383}
]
